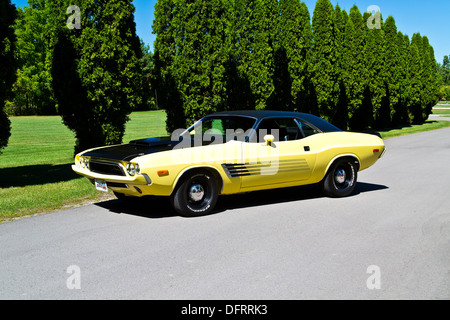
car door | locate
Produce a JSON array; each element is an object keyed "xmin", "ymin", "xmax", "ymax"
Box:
[{"xmin": 239, "ymin": 117, "xmax": 317, "ymax": 189}]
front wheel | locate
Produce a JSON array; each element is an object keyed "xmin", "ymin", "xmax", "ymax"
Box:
[
  {"xmin": 321, "ymin": 158, "xmax": 357, "ymax": 197},
  {"xmin": 170, "ymin": 171, "xmax": 219, "ymax": 217}
]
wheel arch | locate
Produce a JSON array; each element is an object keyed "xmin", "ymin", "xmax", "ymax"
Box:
[
  {"xmin": 170, "ymin": 165, "xmax": 224, "ymax": 197},
  {"xmin": 323, "ymin": 154, "xmax": 361, "ymax": 180}
]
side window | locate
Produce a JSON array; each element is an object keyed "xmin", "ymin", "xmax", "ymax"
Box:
[
  {"xmin": 256, "ymin": 118, "xmax": 302, "ymax": 142},
  {"xmin": 296, "ymin": 119, "xmax": 319, "ymax": 138}
]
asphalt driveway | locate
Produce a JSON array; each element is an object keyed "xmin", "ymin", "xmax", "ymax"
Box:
[{"xmin": 1, "ymin": 127, "xmax": 449, "ymax": 300}]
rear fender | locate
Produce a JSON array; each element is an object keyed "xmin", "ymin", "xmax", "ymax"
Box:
[{"xmin": 323, "ymin": 154, "xmax": 361, "ymax": 178}]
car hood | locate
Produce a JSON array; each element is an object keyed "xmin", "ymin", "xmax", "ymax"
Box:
[{"xmin": 81, "ymin": 136, "xmax": 180, "ymax": 162}]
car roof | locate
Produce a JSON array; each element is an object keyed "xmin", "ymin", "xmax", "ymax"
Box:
[{"xmin": 208, "ymin": 110, "xmax": 342, "ymax": 132}]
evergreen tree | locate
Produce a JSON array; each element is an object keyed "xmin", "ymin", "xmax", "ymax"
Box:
[
  {"xmin": 171, "ymin": 0, "xmax": 229, "ymax": 126},
  {"xmin": 409, "ymin": 33, "xmax": 435, "ymax": 123},
  {"xmin": 383, "ymin": 16, "xmax": 401, "ymax": 126},
  {"xmin": 246, "ymin": 0, "xmax": 277, "ymax": 110},
  {"xmin": 439, "ymin": 55, "xmax": 450, "ymax": 85},
  {"xmin": 310, "ymin": 0, "xmax": 340, "ymax": 124},
  {"xmin": 342, "ymin": 5, "xmax": 368, "ymax": 130},
  {"xmin": 223, "ymin": 0, "xmax": 255, "ymax": 111},
  {"xmin": 408, "ymin": 36, "xmax": 424, "ymax": 124},
  {"xmin": 152, "ymin": 0, "xmax": 184, "ymax": 132},
  {"xmin": 332, "ymin": 4, "xmax": 349, "ymax": 129},
  {"xmin": 363, "ymin": 10, "xmax": 387, "ymax": 129},
  {"xmin": 396, "ymin": 32, "xmax": 412, "ymax": 125},
  {"xmin": 51, "ymin": 0, "xmax": 144, "ymax": 154},
  {"xmin": 277, "ymin": 0, "xmax": 311, "ymax": 112},
  {"xmin": 0, "ymin": 0, "xmax": 17, "ymax": 154},
  {"xmin": 421, "ymin": 36, "xmax": 439, "ymax": 117}
]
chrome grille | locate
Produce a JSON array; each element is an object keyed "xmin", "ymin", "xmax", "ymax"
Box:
[{"xmin": 89, "ymin": 160, "xmax": 125, "ymax": 176}]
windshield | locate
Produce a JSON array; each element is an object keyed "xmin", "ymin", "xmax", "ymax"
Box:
[{"xmin": 187, "ymin": 116, "xmax": 257, "ymax": 142}]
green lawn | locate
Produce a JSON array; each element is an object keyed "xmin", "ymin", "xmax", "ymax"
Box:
[
  {"xmin": 1, "ymin": 110, "xmax": 450, "ymax": 222},
  {"xmin": 432, "ymin": 108, "xmax": 450, "ymax": 116},
  {"xmin": 374, "ymin": 120, "xmax": 450, "ymax": 139},
  {"xmin": 0, "ymin": 111, "xmax": 167, "ymax": 222}
]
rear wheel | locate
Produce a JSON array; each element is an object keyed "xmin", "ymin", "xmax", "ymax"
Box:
[
  {"xmin": 321, "ymin": 158, "xmax": 357, "ymax": 197},
  {"xmin": 170, "ymin": 171, "xmax": 219, "ymax": 217}
]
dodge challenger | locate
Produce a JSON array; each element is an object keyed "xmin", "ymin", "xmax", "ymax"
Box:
[{"xmin": 72, "ymin": 111, "xmax": 385, "ymax": 217}]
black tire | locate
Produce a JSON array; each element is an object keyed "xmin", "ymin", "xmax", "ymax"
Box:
[
  {"xmin": 321, "ymin": 158, "xmax": 357, "ymax": 197},
  {"xmin": 170, "ymin": 171, "xmax": 219, "ymax": 217}
]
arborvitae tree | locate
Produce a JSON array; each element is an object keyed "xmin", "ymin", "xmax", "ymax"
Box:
[
  {"xmin": 151, "ymin": 0, "xmax": 440, "ymax": 130},
  {"xmin": 396, "ymin": 32, "xmax": 412, "ymax": 125},
  {"xmin": 364, "ymin": 10, "xmax": 387, "ymax": 129},
  {"xmin": 224, "ymin": 0, "xmax": 255, "ymax": 111},
  {"xmin": 331, "ymin": 4, "xmax": 348, "ymax": 129},
  {"xmin": 421, "ymin": 36, "xmax": 440, "ymax": 117},
  {"xmin": 333, "ymin": 4, "xmax": 346, "ymax": 65},
  {"xmin": 171, "ymin": 0, "xmax": 229, "ymax": 126},
  {"xmin": 439, "ymin": 55, "xmax": 450, "ymax": 85},
  {"xmin": 51, "ymin": 0, "xmax": 144, "ymax": 154},
  {"xmin": 152, "ymin": 0, "xmax": 184, "ymax": 132},
  {"xmin": 310, "ymin": 0, "xmax": 340, "ymax": 124},
  {"xmin": 343, "ymin": 5, "xmax": 368, "ymax": 130},
  {"xmin": 246, "ymin": 0, "xmax": 277, "ymax": 110},
  {"xmin": 0, "ymin": 0, "xmax": 17, "ymax": 154},
  {"xmin": 408, "ymin": 37, "xmax": 424, "ymax": 124},
  {"xmin": 383, "ymin": 16, "xmax": 402, "ymax": 126},
  {"xmin": 277, "ymin": 0, "xmax": 311, "ymax": 112}
]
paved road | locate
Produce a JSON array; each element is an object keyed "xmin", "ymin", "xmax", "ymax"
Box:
[{"xmin": 1, "ymin": 128, "xmax": 449, "ymax": 300}]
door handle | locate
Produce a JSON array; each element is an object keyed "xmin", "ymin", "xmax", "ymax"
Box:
[{"xmin": 304, "ymin": 146, "xmax": 310, "ymax": 152}]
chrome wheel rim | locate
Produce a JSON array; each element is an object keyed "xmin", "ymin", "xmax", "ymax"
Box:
[
  {"xmin": 335, "ymin": 168, "xmax": 346, "ymax": 184},
  {"xmin": 189, "ymin": 184, "xmax": 205, "ymax": 202}
]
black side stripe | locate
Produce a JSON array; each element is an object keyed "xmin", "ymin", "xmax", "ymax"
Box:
[{"xmin": 222, "ymin": 159, "xmax": 309, "ymax": 178}]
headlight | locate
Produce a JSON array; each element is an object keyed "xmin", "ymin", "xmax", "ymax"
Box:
[
  {"xmin": 127, "ymin": 163, "xmax": 139, "ymax": 176},
  {"xmin": 79, "ymin": 156, "xmax": 89, "ymax": 169}
]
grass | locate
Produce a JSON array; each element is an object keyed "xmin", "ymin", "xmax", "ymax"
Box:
[
  {"xmin": 374, "ymin": 120, "xmax": 450, "ymax": 139},
  {"xmin": 1, "ymin": 109, "xmax": 450, "ymax": 222},
  {"xmin": 0, "ymin": 110, "xmax": 167, "ymax": 222},
  {"xmin": 432, "ymin": 108, "xmax": 450, "ymax": 116}
]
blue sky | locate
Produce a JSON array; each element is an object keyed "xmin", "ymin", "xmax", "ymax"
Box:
[{"xmin": 10, "ymin": 0, "xmax": 449, "ymax": 63}]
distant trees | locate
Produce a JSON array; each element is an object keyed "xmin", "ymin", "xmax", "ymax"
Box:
[
  {"xmin": 439, "ymin": 55, "xmax": 450, "ymax": 100},
  {"xmin": 0, "ymin": 0, "xmax": 17, "ymax": 153},
  {"xmin": 153, "ymin": 0, "xmax": 441, "ymax": 131},
  {"xmin": 439, "ymin": 56, "xmax": 450, "ymax": 85},
  {"xmin": 6, "ymin": 1, "xmax": 56, "ymax": 116}
]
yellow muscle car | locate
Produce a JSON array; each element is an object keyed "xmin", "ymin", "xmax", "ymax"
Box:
[{"xmin": 72, "ymin": 111, "xmax": 385, "ymax": 217}]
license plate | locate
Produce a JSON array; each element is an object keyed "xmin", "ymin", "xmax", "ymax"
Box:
[{"xmin": 95, "ymin": 179, "xmax": 108, "ymax": 192}]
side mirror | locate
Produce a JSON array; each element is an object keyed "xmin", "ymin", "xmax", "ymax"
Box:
[{"xmin": 263, "ymin": 134, "xmax": 275, "ymax": 146}]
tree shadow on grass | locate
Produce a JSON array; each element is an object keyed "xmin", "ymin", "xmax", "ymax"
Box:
[
  {"xmin": 95, "ymin": 181, "xmax": 388, "ymax": 219},
  {"xmin": 0, "ymin": 163, "xmax": 79, "ymax": 188}
]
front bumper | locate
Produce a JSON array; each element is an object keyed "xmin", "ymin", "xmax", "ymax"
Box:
[{"xmin": 72, "ymin": 164, "xmax": 154, "ymax": 196}]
